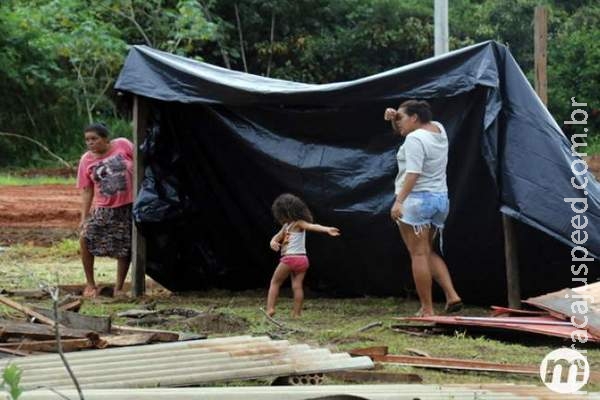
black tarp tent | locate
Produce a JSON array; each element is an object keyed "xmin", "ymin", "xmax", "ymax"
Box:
[{"xmin": 115, "ymin": 41, "xmax": 600, "ymax": 303}]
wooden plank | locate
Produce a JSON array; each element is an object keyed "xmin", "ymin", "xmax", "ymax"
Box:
[
  {"xmin": 370, "ymin": 354, "xmax": 538, "ymax": 375},
  {"xmin": 32, "ymin": 307, "xmax": 111, "ymax": 333},
  {"xmin": 132, "ymin": 95, "xmax": 149, "ymax": 297},
  {"xmin": 0, "ymin": 289, "xmax": 47, "ymax": 299},
  {"xmin": 0, "ymin": 296, "xmax": 63, "ymax": 327},
  {"xmin": 0, "ymin": 347, "xmax": 29, "ymax": 357},
  {"xmin": 327, "ymin": 370, "xmax": 422, "ymax": 383},
  {"xmin": 502, "ymin": 216, "xmax": 521, "ymax": 308},
  {"xmin": 111, "ymin": 325, "xmax": 180, "ymax": 342},
  {"xmin": 59, "ymin": 299, "xmax": 82, "ymax": 312},
  {"xmin": 0, "ymin": 319, "xmax": 100, "ymax": 341},
  {"xmin": 534, "ymin": 5, "xmax": 548, "ymax": 105},
  {"xmin": 349, "ymin": 346, "xmax": 388, "ymax": 357},
  {"xmin": 100, "ymin": 333, "xmax": 158, "ymax": 347},
  {"xmin": 0, "ymin": 338, "xmax": 103, "ymax": 352}
]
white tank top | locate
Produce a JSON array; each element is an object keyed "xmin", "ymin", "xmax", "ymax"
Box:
[{"xmin": 282, "ymin": 222, "xmax": 306, "ymax": 255}]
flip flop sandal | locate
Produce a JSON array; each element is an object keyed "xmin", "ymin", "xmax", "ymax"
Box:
[{"xmin": 444, "ymin": 300, "xmax": 463, "ymax": 313}]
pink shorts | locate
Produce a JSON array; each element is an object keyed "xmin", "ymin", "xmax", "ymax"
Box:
[{"xmin": 280, "ymin": 255, "xmax": 310, "ymax": 273}]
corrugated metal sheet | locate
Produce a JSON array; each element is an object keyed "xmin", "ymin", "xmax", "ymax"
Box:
[
  {"xmin": 402, "ymin": 315, "xmax": 600, "ymax": 343},
  {"xmin": 0, "ymin": 335, "xmax": 373, "ymax": 389},
  {"xmin": 525, "ymin": 282, "xmax": 600, "ymax": 337},
  {"xmin": 18, "ymin": 384, "xmax": 600, "ymax": 399}
]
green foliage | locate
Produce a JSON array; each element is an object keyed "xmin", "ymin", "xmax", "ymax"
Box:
[
  {"xmin": 1, "ymin": 0, "xmax": 599, "ymax": 167},
  {"xmin": 1, "ymin": 364, "xmax": 23, "ymax": 400},
  {"xmin": 548, "ymin": 6, "xmax": 600, "ymax": 134}
]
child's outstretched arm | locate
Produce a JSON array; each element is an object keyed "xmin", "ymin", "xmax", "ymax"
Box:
[
  {"xmin": 270, "ymin": 226, "xmax": 285, "ymax": 251},
  {"xmin": 297, "ymin": 220, "xmax": 341, "ymax": 236}
]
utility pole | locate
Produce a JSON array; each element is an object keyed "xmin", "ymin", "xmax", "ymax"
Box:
[
  {"xmin": 434, "ymin": 0, "xmax": 449, "ymax": 56},
  {"xmin": 534, "ymin": 5, "xmax": 548, "ymax": 105}
]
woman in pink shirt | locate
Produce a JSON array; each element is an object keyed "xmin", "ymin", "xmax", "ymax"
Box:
[{"xmin": 76, "ymin": 123, "xmax": 134, "ymax": 297}]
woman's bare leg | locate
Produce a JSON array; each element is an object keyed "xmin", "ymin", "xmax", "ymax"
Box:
[
  {"xmin": 114, "ymin": 255, "xmax": 131, "ymax": 296},
  {"xmin": 266, "ymin": 263, "xmax": 291, "ymax": 317},
  {"xmin": 398, "ymin": 223, "xmax": 434, "ymax": 316},
  {"xmin": 80, "ymin": 235, "xmax": 97, "ymax": 297},
  {"xmin": 428, "ymin": 230, "xmax": 461, "ymax": 305},
  {"xmin": 290, "ymin": 271, "xmax": 307, "ymax": 318}
]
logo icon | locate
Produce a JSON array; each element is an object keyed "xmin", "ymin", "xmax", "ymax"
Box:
[{"xmin": 540, "ymin": 348, "xmax": 589, "ymax": 393}]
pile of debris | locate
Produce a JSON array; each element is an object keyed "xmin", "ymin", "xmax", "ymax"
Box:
[
  {"xmin": 0, "ymin": 287, "xmax": 374, "ymax": 389},
  {"xmin": 0, "ymin": 287, "xmax": 205, "ymax": 358},
  {"xmin": 395, "ymin": 282, "xmax": 600, "ymax": 344}
]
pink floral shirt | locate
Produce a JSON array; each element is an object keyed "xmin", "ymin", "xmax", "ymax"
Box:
[{"xmin": 76, "ymin": 138, "xmax": 134, "ymax": 208}]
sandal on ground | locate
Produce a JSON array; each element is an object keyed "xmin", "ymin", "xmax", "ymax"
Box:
[{"xmin": 444, "ymin": 300, "xmax": 463, "ymax": 313}]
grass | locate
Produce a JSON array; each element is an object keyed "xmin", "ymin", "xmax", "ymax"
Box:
[
  {"xmin": 1, "ymin": 242, "xmax": 599, "ymax": 391},
  {"xmin": 0, "ymin": 174, "xmax": 74, "ymax": 186}
]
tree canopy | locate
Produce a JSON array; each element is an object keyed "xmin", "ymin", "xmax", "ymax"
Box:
[{"xmin": 0, "ymin": 0, "xmax": 598, "ymax": 166}]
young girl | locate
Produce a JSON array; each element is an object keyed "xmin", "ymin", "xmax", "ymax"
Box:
[{"xmin": 266, "ymin": 193, "xmax": 340, "ymax": 318}]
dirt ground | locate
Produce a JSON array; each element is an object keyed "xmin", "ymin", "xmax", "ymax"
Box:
[
  {"xmin": 2, "ymin": 156, "xmax": 600, "ymax": 247},
  {"xmin": 0, "ymin": 184, "xmax": 79, "ymax": 246}
]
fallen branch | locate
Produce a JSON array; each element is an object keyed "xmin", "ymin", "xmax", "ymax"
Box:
[
  {"xmin": 355, "ymin": 321, "xmax": 383, "ymax": 333},
  {"xmin": 259, "ymin": 308, "xmax": 286, "ymax": 329},
  {"xmin": 259, "ymin": 308, "xmax": 307, "ymax": 334},
  {"xmin": 0, "ymin": 132, "xmax": 72, "ymax": 169}
]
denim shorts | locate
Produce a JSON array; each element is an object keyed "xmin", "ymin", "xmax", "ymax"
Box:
[{"xmin": 398, "ymin": 191, "xmax": 449, "ymax": 229}]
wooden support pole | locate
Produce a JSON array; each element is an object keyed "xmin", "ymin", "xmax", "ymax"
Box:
[
  {"xmin": 132, "ymin": 95, "xmax": 148, "ymax": 297},
  {"xmin": 502, "ymin": 6, "xmax": 549, "ymax": 309},
  {"xmin": 503, "ymin": 215, "xmax": 521, "ymax": 308},
  {"xmin": 534, "ymin": 6, "xmax": 548, "ymax": 106}
]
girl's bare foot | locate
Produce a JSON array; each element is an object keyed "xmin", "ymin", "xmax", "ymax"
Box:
[
  {"xmin": 82, "ymin": 285, "xmax": 98, "ymax": 298},
  {"xmin": 266, "ymin": 308, "xmax": 276, "ymax": 317}
]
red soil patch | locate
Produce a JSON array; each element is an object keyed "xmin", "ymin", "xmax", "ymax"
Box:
[{"xmin": 0, "ymin": 184, "xmax": 79, "ymax": 246}]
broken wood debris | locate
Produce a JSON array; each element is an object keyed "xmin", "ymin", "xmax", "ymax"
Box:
[
  {"xmin": 0, "ymin": 296, "xmax": 201, "ymax": 357},
  {"xmin": 0, "ymin": 296, "xmax": 64, "ymax": 327},
  {"xmin": 0, "ymin": 338, "xmax": 105, "ymax": 352},
  {"xmin": 32, "ymin": 306, "xmax": 111, "ymax": 333},
  {"xmin": 0, "ymin": 319, "xmax": 100, "ymax": 341},
  {"xmin": 327, "ymin": 369, "xmax": 422, "ymax": 383}
]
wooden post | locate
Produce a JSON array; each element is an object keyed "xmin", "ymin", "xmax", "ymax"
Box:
[
  {"xmin": 534, "ymin": 6, "xmax": 548, "ymax": 105},
  {"xmin": 132, "ymin": 95, "xmax": 148, "ymax": 297},
  {"xmin": 502, "ymin": 216, "xmax": 521, "ymax": 308},
  {"xmin": 503, "ymin": 7, "xmax": 549, "ymax": 308}
]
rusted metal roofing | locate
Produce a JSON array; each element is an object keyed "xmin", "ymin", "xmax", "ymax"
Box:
[
  {"xmin": 18, "ymin": 384, "xmax": 600, "ymax": 399},
  {"xmin": 401, "ymin": 315, "xmax": 600, "ymax": 343},
  {"xmin": 525, "ymin": 282, "xmax": 600, "ymax": 337},
  {"xmin": 0, "ymin": 335, "xmax": 373, "ymax": 389}
]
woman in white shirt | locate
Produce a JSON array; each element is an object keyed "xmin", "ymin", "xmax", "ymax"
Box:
[{"xmin": 384, "ymin": 100, "xmax": 462, "ymax": 317}]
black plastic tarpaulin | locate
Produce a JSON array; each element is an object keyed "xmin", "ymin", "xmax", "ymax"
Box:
[{"xmin": 115, "ymin": 41, "xmax": 599, "ymax": 303}]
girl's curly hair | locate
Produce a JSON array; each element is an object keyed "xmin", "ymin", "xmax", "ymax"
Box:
[{"xmin": 271, "ymin": 193, "xmax": 313, "ymax": 224}]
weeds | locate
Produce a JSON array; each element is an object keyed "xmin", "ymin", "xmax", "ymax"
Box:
[{"xmin": 1, "ymin": 364, "xmax": 23, "ymax": 400}]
